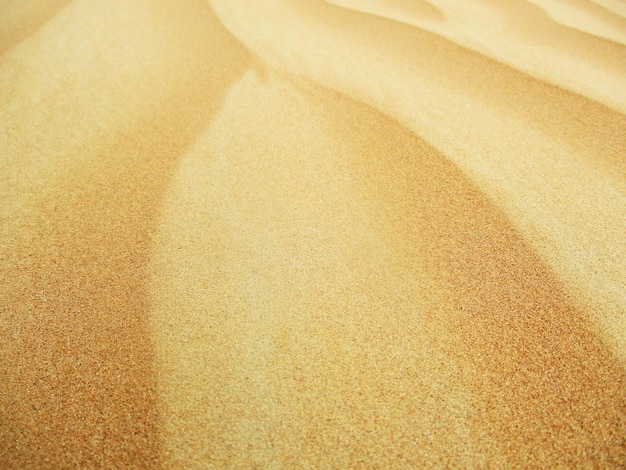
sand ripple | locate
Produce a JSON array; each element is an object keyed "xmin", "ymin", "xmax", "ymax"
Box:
[{"xmin": 1, "ymin": 0, "xmax": 625, "ymax": 467}]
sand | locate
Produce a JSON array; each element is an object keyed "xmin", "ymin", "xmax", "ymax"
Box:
[{"xmin": 1, "ymin": 0, "xmax": 625, "ymax": 467}]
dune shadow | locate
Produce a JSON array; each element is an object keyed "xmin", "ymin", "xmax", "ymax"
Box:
[
  {"xmin": 0, "ymin": 1, "xmax": 250, "ymax": 467},
  {"xmin": 347, "ymin": 94, "xmax": 626, "ymax": 465}
]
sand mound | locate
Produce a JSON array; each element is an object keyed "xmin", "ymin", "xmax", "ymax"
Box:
[{"xmin": 2, "ymin": 0, "xmax": 625, "ymax": 467}]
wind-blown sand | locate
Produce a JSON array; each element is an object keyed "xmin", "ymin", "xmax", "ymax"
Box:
[{"xmin": 1, "ymin": 0, "xmax": 625, "ymax": 467}]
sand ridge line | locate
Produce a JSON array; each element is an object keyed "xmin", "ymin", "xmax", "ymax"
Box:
[
  {"xmin": 526, "ymin": 0, "xmax": 626, "ymax": 44},
  {"xmin": 0, "ymin": 0, "xmax": 250, "ymax": 467},
  {"xmin": 2, "ymin": 0, "xmax": 625, "ymax": 466},
  {"xmin": 148, "ymin": 64, "xmax": 626, "ymax": 466},
  {"xmin": 326, "ymin": 0, "xmax": 444, "ymax": 23},
  {"xmin": 209, "ymin": 0, "xmax": 626, "ymax": 361},
  {"xmin": 590, "ymin": 0, "xmax": 626, "ymax": 19},
  {"xmin": 148, "ymin": 67, "xmax": 494, "ymax": 467},
  {"xmin": 328, "ymin": 0, "xmax": 626, "ymax": 112},
  {"xmin": 0, "ymin": 0, "xmax": 74, "ymax": 56}
]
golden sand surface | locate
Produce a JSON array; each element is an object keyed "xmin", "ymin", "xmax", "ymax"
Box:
[{"xmin": 1, "ymin": 0, "xmax": 625, "ymax": 467}]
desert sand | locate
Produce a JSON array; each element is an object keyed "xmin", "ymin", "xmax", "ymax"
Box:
[{"xmin": 1, "ymin": 0, "xmax": 625, "ymax": 467}]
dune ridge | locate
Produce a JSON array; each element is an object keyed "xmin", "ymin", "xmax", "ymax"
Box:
[
  {"xmin": 526, "ymin": 0, "xmax": 626, "ymax": 44},
  {"xmin": 1, "ymin": 0, "xmax": 625, "ymax": 467},
  {"xmin": 592, "ymin": 0, "xmax": 626, "ymax": 18},
  {"xmin": 0, "ymin": 0, "xmax": 73, "ymax": 55},
  {"xmin": 330, "ymin": 0, "xmax": 626, "ymax": 113},
  {"xmin": 209, "ymin": 0, "xmax": 626, "ymax": 359},
  {"xmin": 150, "ymin": 66, "xmax": 626, "ymax": 467},
  {"xmin": 1, "ymin": 0, "xmax": 249, "ymax": 467}
]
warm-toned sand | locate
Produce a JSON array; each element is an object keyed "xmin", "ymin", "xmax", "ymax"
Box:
[{"xmin": 1, "ymin": 0, "xmax": 625, "ymax": 467}]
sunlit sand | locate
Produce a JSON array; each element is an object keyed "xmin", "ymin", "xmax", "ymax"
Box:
[{"xmin": 1, "ymin": 0, "xmax": 625, "ymax": 467}]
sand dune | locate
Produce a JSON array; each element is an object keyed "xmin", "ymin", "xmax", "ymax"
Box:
[
  {"xmin": 209, "ymin": 0, "xmax": 626, "ymax": 359},
  {"xmin": 328, "ymin": 0, "xmax": 626, "ymax": 113},
  {"xmin": 591, "ymin": 0, "xmax": 626, "ymax": 19},
  {"xmin": 527, "ymin": 0, "xmax": 626, "ymax": 44},
  {"xmin": 1, "ymin": 0, "xmax": 625, "ymax": 467},
  {"xmin": 0, "ymin": 0, "xmax": 73, "ymax": 54}
]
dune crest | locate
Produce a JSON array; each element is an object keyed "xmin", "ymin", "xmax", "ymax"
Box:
[
  {"xmin": 592, "ymin": 0, "xmax": 626, "ymax": 18},
  {"xmin": 328, "ymin": 0, "xmax": 626, "ymax": 113},
  {"xmin": 149, "ymin": 67, "xmax": 626, "ymax": 467},
  {"xmin": 0, "ymin": 0, "xmax": 73, "ymax": 54},
  {"xmin": 208, "ymin": 0, "xmax": 626, "ymax": 361},
  {"xmin": 327, "ymin": 0, "xmax": 444, "ymax": 23},
  {"xmin": 1, "ymin": 0, "xmax": 249, "ymax": 467},
  {"xmin": 2, "ymin": 0, "xmax": 625, "ymax": 467},
  {"xmin": 526, "ymin": 0, "xmax": 626, "ymax": 44}
]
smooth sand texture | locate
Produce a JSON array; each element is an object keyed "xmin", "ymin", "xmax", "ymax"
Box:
[{"xmin": 1, "ymin": 0, "xmax": 625, "ymax": 467}]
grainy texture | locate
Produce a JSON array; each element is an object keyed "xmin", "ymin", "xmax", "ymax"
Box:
[{"xmin": 1, "ymin": 0, "xmax": 625, "ymax": 468}]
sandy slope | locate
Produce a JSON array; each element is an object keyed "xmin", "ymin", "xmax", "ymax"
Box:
[
  {"xmin": 0, "ymin": 0, "xmax": 73, "ymax": 54},
  {"xmin": 1, "ymin": 0, "xmax": 248, "ymax": 467},
  {"xmin": 328, "ymin": 0, "xmax": 626, "ymax": 111},
  {"xmin": 1, "ymin": 0, "xmax": 626, "ymax": 467},
  {"xmin": 210, "ymin": 0, "xmax": 626, "ymax": 357}
]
